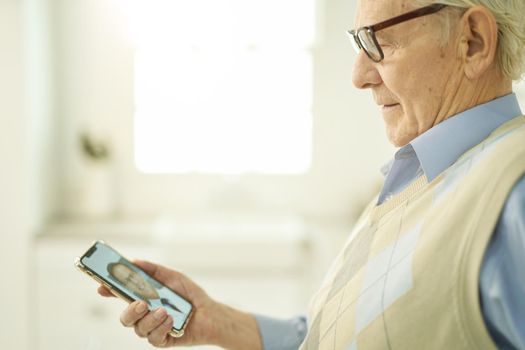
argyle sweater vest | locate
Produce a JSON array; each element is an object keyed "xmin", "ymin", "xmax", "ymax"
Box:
[{"xmin": 300, "ymin": 116, "xmax": 525, "ymax": 350}]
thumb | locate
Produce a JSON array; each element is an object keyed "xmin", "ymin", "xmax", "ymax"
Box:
[
  {"xmin": 131, "ymin": 260, "xmax": 161, "ymax": 276},
  {"xmin": 132, "ymin": 260, "xmax": 193, "ymax": 299},
  {"xmin": 132, "ymin": 260, "xmax": 183, "ymax": 285}
]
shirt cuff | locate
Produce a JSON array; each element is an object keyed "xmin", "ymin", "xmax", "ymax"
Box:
[{"xmin": 254, "ymin": 314, "xmax": 308, "ymax": 350}]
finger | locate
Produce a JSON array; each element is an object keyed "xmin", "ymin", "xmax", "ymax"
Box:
[
  {"xmin": 131, "ymin": 260, "xmax": 159, "ymax": 275},
  {"xmin": 97, "ymin": 285, "xmax": 114, "ymax": 297},
  {"xmin": 132, "ymin": 260, "xmax": 181, "ymax": 284},
  {"xmin": 133, "ymin": 260, "xmax": 189, "ymax": 295},
  {"xmin": 147, "ymin": 315, "xmax": 174, "ymax": 347},
  {"xmin": 120, "ymin": 301, "xmax": 149, "ymax": 328},
  {"xmin": 134, "ymin": 308, "xmax": 169, "ymax": 338}
]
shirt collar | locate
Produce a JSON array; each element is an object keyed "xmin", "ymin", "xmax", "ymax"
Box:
[
  {"xmin": 406, "ymin": 93, "xmax": 522, "ymax": 181},
  {"xmin": 380, "ymin": 144, "xmax": 417, "ymax": 177}
]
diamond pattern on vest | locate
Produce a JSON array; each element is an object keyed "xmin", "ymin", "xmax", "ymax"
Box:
[
  {"xmin": 302, "ymin": 224, "xmax": 376, "ymax": 349},
  {"xmin": 302, "ymin": 209, "xmax": 426, "ymax": 349},
  {"xmin": 328, "ymin": 225, "xmax": 378, "ymax": 300}
]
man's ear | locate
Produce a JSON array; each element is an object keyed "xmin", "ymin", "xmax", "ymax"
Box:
[{"xmin": 457, "ymin": 6, "xmax": 498, "ymax": 79}]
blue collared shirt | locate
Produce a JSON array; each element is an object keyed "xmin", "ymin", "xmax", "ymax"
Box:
[{"xmin": 255, "ymin": 93, "xmax": 525, "ymax": 349}]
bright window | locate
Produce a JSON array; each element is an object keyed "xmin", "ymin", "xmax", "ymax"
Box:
[{"xmin": 121, "ymin": 0, "xmax": 315, "ymax": 174}]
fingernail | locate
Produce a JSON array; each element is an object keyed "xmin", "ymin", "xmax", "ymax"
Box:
[
  {"xmin": 154, "ymin": 308, "xmax": 166, "ymax": 320},
  {"xmin": 135, "ymin": 302, "xmax": 147, "ymax": 314}
]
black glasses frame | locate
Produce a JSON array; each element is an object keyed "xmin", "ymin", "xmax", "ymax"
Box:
[{"xmin": 347, "ymin": 3, "xmax": 448, "ymax": 62}]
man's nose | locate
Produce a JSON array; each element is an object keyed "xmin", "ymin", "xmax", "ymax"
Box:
[{"xmin": 352, "ymin": 50, "xmax": 382, "ymax": 89}]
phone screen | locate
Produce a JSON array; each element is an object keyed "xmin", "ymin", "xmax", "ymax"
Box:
[{"xmin": 80, "ymin": 241, "xmax": 192, "ymax": 332}]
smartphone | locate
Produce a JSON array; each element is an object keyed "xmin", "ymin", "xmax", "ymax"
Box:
[{"xmin": 75, "ymin": 240, "xmax": 193, "ymax": 337}]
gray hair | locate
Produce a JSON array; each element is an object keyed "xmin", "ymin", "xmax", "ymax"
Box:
[{"xmin": 415, "ymin": 0, "xmax": 525, "ymax": 80}]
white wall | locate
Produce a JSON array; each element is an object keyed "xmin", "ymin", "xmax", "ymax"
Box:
[
  {"xmin": 25, "ymin": 0, "xmax": 58, "ymax": 227},
  {"xmin": 52, "ymin": 0, "xmax": 394, "ymax": 223},
  {"xmin": 0, "ymin": 0, "xmax": 55, "ymax": 348},
  {"xmin": 0, "ymin": 1, "xmax": 30, "ymax": 349}
]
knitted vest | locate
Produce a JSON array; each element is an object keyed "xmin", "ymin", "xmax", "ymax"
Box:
[{"xmin": 300, "ymin": 116, "xmax": 525, "ymax": 350}]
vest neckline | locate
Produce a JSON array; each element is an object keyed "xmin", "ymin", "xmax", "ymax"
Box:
[
  {"xmin": 370, "ymin": 175, "xmax": 428, "ymax": 223},
  {"xmin": 369, "ymin": 115, "xmax": 525, "ymax": 224}
]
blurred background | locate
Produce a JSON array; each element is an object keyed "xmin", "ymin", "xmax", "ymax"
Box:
[{"xmin": 2, "ymin": 0, "xmax": 524, "ymax": 349}]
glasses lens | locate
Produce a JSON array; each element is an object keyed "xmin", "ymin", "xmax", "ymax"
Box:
[
  {"xmin": 347, "ymin": 31, "xmax": 361, "ymax": 54},
  {"xmin": 357, "ymin": 29, "xmax": 382, "ymax": 61}
]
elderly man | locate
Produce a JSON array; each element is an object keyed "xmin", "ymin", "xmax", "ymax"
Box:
[{"xmin": 99, "ymin": 0, "xmax": 525, "ymax": 349}]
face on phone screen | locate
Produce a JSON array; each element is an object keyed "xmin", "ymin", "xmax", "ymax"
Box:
[{"xmin": 81, "ymin": 242, "xmax": 192, "ymax": 331}]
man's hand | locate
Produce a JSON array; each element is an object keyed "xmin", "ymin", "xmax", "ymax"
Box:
[{"xmin": 98, "ymin": 260, "xmax": 262, "ymax": 349}]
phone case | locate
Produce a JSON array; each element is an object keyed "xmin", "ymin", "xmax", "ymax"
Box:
[{"xmin": 75, "ymin": 240, "xmax": 192, "ymax": 338}]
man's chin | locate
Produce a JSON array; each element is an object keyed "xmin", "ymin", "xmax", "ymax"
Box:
[{"xmin": 385, "ymin": 129, "xmax": 413, "ymax": 148}]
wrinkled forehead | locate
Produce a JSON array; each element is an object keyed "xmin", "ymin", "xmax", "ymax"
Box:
[{"xmin": 354, "ymin": 0, "xmax": 418, "ymax": 28}]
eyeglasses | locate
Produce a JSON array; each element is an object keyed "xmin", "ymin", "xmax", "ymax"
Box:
[{"xmin": 347, "ymin": 3, "xmax": 448, "ymax": 62}]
